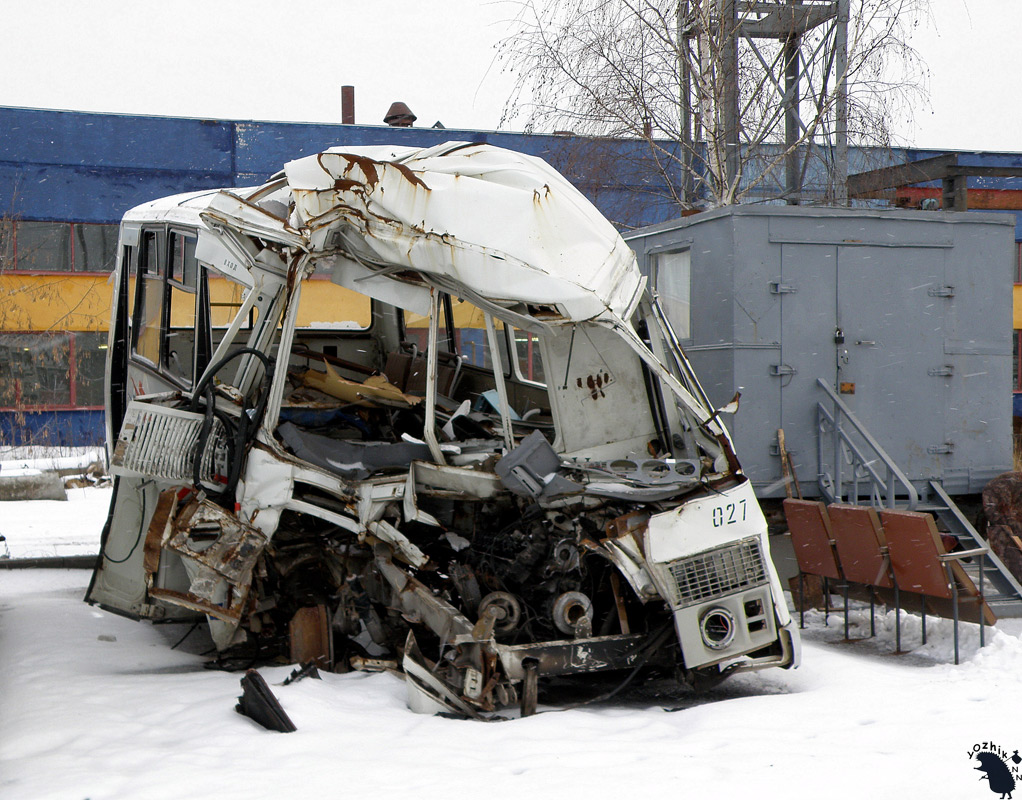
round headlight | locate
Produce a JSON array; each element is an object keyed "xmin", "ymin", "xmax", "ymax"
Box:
[{"xmin": 700, "ymin": 607, "xmax": 736, "ymax": 650}]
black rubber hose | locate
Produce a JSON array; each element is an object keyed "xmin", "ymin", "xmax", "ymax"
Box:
[{"xmin": 189, "ymin": 347, "xmax": 274, "ymax": 499}]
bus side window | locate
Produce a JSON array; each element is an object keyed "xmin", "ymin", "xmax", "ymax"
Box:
[
  {"xmin": 165, "ymin": 232, "xmax": 200, "ymax": 385},
  {"xmin": 132, "ymin": 229, "xmax": 163, "ymax": 365},
  {"xmin": 512, "ymin": 328, "xmax": 545, "ymax": 385}
]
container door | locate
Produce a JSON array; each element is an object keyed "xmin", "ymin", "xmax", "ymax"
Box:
[
  {"xmin": 834, "ymin": 244, "xmax": 948, "ymax": 482},
  {"xmin": 778, "ymin": 243, "xmax": 839, "ymax": 494}
]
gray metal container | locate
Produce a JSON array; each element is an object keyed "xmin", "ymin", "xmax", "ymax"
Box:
[{"xmin": 625, "ymin": 205, "xmax": 1015, "ymax": 499}]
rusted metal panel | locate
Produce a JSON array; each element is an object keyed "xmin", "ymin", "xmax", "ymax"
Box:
[
  {"xmin": 166, "ymin": 500, "xmax": 267, "ymax": 582},
  {"xmin": 289, "ymin": 606, "xmax": 332, "ymax": 668},
  {"xmin": 148, "ymin": 499, "xmax": 268, "ymax": 624},
  {"xmin": 497, "ymin": 633, "xmax": 660, "ymax": 679},
  {"xmin": 142, "ymin": 489, "xmax": 178, "ymax": 583},
  {"xmin": 148, "ymin": 586, "xmax": 242, "ymax": 623}
]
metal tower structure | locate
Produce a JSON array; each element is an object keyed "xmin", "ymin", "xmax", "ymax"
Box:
[{"xmin": 679, "ymin": 0, "xmax": 849, "ymax": 204}]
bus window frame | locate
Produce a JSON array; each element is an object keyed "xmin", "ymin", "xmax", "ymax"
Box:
[{"xmin": 128, "ymin": 224, "xmax": 212, "ymax": 391}]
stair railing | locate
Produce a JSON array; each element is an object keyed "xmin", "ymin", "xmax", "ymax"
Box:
[{"xmin": 816, "ymin": 378, "xmax": 919, "ymax": 510}]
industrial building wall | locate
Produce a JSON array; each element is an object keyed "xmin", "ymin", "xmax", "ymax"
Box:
[
  {"xmin": 0, "ymin": 107, "xmax": 693, "ymax": 446},
  {"xmin": 627, "ymin": 206, "xmax": 1015, "ymax": 498},
  {"xmin": 5, "ymin": 105, "xmax": 1022, "ymax": 448}
]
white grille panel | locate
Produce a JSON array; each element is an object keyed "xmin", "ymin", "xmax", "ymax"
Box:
[
  {"xmin": 112, "ymin": 401, "xmax": 228, "ymax": 484},
  {"xmin": 667, "ymin": 538, "xmax": 768, "ymax": 607}
]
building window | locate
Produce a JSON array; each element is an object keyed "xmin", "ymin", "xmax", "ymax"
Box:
[
  {"xmin": 653, "ymin": 249, "xmax": 692, "ymax": 340},
  {"xmin": 73, "ymin": 223, "xmax": 118, "ymax": 272},
  {"xmin": 0, "ymin": 220, "xmax": 12, "ymax": 270},
  {"xmin": 74, "ymin": 331, "xmax": 107, "ymax": 407},
  {"xmin": 5, "ymin": 221, "xmax": 118, "ymax": 273},
  {"xmin": 0, "ymin": 332, "xmax": 71, "ymax": 407},
  {"xmin": 0, "ymin": 331, "xmax": 106, "ymax": 410},
  {"xmin": 15, "ymin": 222, "xmax": 71, "ymax": 272}
]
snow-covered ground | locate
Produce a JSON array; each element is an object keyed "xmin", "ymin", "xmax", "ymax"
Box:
[
  {"xmin": 2, "ymin": 489, "xmax": 1021, "ymax": 799},
  {"xmin": 0, "ymin": 446, "xmax": 106, "ymax": 475},
  {"xmin": 0, "ymin": 485, "xmax": 110, "ymax": 559}
]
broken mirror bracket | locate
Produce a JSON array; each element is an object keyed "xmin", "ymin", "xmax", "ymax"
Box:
[{"xmin": 236, "ymin": 669, "xmax": 297, "ymax": 732}]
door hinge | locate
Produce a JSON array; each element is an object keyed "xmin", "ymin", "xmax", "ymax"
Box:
[
  {"xmin": 928, "ymin": 285, "xmax": 955, "ymax": 298},
  {"xmin": 770, "ymin": 364, "xmax": 798, "ymax": 377},
  {"xmin": 927, "ymin": 365, "xmax": 954, "ymax": 377}
]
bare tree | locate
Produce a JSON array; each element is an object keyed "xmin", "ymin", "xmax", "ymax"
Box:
[{"xmin": 499, "ymin": 0, "xmax": 929, "ymax": 210}]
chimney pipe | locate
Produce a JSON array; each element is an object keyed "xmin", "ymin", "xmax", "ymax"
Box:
[
  {"xmin": 384, "ymin": 102, "xmax": 416, "ymax": 127},
  {"xmin": 341, "ymin": 85, "xmax": 355, "ymax": 125}
]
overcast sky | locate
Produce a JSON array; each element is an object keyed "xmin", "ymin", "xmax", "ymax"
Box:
[{"xmin": 1, "ymin": 0, "xmax": 1019, "ymax": 152}]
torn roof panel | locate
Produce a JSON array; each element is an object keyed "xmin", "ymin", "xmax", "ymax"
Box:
[{"xmin": 283, "ymin": 142, "xmax": 644, "ymax": 324}]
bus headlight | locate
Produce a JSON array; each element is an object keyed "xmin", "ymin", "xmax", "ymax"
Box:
[{"xmin": 700, "ymin": 607, "xmax": 736, "ymax": 650}]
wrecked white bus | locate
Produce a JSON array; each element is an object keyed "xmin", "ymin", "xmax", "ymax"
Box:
[{"xmin": 86, "ymin": 142, "xmax": 799, "ymax": 717}]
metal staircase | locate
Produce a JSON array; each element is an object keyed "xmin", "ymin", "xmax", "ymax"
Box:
[
  {"xmin": 815, "ymin": 378, "xmax": 1022, "ymax": 618},
  {"xmin": 921, "ymin": 481, "xmax": 1022, "ymax": 618}
]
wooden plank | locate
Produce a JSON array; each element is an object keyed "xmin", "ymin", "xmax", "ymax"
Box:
[{"xmin": 846, "ymin": 154, "xmax": 959, "ymax": 196}]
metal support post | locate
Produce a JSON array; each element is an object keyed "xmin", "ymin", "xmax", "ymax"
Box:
[
  {"xmin": 894, "ymin": 581, "xmax": 901, "ymax": 654},
  {"xmin": 834, "ymin": 0, "xmax": 849, "ymax": 203},
  {"xmin": 843, "ymin": 581, "xmax": 849, "ymax": 639},
  {"xmin": 979, "ymin": 553, "xmax": 986, "ymax": 648},
  {"xmin": 784, "ymin": 30, "xmax": 800, "ymax": 204}
]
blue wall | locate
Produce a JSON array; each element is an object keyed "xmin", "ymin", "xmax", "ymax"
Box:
[
  {"xmin": 0, "ymin": 410, "xmax": 104, "ymax": 448},
  {"xmin": 0, "ymin": 106, "xmax": 681, "ymax": 230},
  {"xmin": 6, "ymin": 106, "xmax": 1022, "ymax": 232}
]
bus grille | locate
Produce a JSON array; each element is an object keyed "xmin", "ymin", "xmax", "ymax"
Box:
[
  {"xmin": 112, "ymin": 401, "xmax": 229, "ymax": 485},
  {"xmin": 666, "ymin": 538, "xmax": 768, "ymax": 607}
]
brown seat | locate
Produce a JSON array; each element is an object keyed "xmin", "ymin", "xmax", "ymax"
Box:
[
  {"xmin": 826, "ymin": 503, "xmax": 896, "ymax": 639},
  {"xmin": 827, "ymin": 504, "xmax": 894, "ymax": 589},
  {"xmin": 880, "ymin": 509, "xmax": 954, "ymax": 598},
  {"xmin": 385, "ymin": 347, "xmax": 460, "ymax": 397},
  {"xmin": 783, "ymin": 499, "xmax": 843, "ymax": 628},
  {"xmin": 783, "ymin": 499, "xmax": 841, "ymax": 580},
  {"xmin": 879, "ymin": 509, "xmax": 996, "ymax": 662}
]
